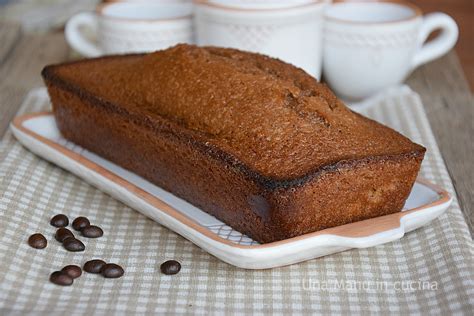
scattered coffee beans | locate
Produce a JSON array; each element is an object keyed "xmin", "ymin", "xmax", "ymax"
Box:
[
  {"xmin": 63, "ymin": 237, "xmax": 85, "ymax": 252},
  {"xmin": 28, "ymin": 233, "xmax": 47, "ymax": 249},
  {"xmin": 81, "ymin": 225, "xmax": 103, "ymax": 238},
  {"xmin": 50, "ymin": 214, "xmax": 69, "ymax": 227},
  {"xmin": 55, "ymin": 227, "xmax": 74, "ymax": 243},
  {"xmin": 160, "ymin": 260, "xmax": 181, "ymax": 275},
  {"xmin": 62, "ymin": 265, "xmax": 82, "ymax": 279},
  {"xmin": 101, "ymin": 263, "xmax": 124, "ymax": 278},
  {"xmin": 72, "ymin": 216, "xmax": 90, "ymax": 231},
  {"xmin": 30, "ymin": 214, "xmax": 130, "ymax": 287},
  {"xmin": 83, "ymin": 259, "xmax": 106, "ymax": 274},
  {"xmin": 50, "ymin": 271, "xmax": 73, "ymax": 286}
]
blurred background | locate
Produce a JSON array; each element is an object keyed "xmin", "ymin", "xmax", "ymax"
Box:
[{"xmin": 0, "ymin": 0, "xmax": 472, "ymax": 89}]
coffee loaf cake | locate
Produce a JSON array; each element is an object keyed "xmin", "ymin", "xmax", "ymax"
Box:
[{"xmin": 42, "ymin": 44, "xmax": 425, "ymax": 243}]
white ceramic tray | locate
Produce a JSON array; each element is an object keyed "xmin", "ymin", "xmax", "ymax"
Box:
[{"xmin": 11, "ymin": 112, "xmax": 452, "ymax": 269}]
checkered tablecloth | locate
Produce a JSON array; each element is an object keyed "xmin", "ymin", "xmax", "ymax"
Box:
[{"xmin": 0, "ymin": 86, "xmax": 473, "ymax": 314}]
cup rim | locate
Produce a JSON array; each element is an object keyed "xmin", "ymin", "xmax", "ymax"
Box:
[
  {"xmin": 325, "ymin": 0, "xmax": 422, "ymax": 25},
  {"xmin": 194, "ymin": 0, "xmax": 326, "ymax": 12},
  {"xmin": 96, "ymin": 2, "xmax": 192, "ymax": 23}
]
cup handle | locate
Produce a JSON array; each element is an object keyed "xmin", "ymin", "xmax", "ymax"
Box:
[
  {"xmin": 65, "ymin": 12, "xmax": 102, "ymax": 57},
  {"xmin": 411, "ymin": 13, "xmax": 458, "ymax": 70}
]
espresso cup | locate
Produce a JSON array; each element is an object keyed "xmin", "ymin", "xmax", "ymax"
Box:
[
  {"xmin": 194, "ymin": 0, "xmax": 329, "ymax": 79},
  {"xmin": 323, "ymin": 0, "xmax": 458, "ymax": 101},
  {"xmin": 65, "ymin": 1, "xmax": 193, "ymax": 57}
]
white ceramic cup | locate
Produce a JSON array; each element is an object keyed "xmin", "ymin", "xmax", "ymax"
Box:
[
  {"xmin": 323, "ymin": 0, "xmax": 458, "ymax": 101},
  {"xmin": 65, "ymin": 2, "xmax": 194, "ymax": 57},
  {"xmin": 194, "ymin": 0, "xmax": 330, "ymax": 79}
]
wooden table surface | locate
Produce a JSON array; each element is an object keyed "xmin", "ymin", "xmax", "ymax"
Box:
[{"xmin": 0, "ymin": 22, "xmax": 472, "ymax": 237}]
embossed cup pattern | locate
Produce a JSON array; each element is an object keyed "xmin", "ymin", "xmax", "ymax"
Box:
[
  {"xmin": 323, "ymin": 23, "xmax": 421, "ymax": 100},
  {"xmin": 99, "ymin": 20, "xmax": 193, "ymax": 55},
  {"xmin": 322, "ymin": 1, "xmax": 458, "ymax": 101},
  {"xmin": 195, "ymin": 1, "xmax": 328, "ymax": 79},
  {"xmin": 66, "ymin": 2, "xmax": 193, "ymax": 57}
]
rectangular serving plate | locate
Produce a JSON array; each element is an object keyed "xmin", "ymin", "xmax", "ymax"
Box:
[{"xmin": 10, "ymin": 112, "xmax": 452, "ymax": 269}]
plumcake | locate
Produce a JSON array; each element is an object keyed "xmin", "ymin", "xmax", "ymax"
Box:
[{"xmin": 42, "ymin": 44, "xmax": 425, "ymax": 243}]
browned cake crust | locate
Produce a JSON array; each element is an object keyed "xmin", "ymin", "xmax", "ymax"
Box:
[{"xmin": 42, "ymin": 44, "xmax": 425, "ymax": 243}]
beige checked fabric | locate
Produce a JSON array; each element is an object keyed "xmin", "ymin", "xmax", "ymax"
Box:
[{"xmin": 0, "ymin": 87, "xmax": 473, "ymax": 315}]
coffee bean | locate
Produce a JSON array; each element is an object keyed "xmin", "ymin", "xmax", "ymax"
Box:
[
  {"xmin": 55, "ymin": 227, "xmax": 74, "ymax": 242},
  {"xmin": 50, "ymin": 271, "xmax": 73, "ymax": 286},
  {"xmin": 63, "ymin": 237, "xmax": 85, "ymax": 252},
  {"xmin": 81, "ymin": 225, "xmax": 103, "ymax": 238},
  {"xmin": 101, "ymin": 263, "xmax": 124, "ymax": 278},
  {"xmin": 160, "ymin": 260, "xmax": 181, "ymax": 275},
  {"xmin": 62, "ymin": 265, "xmax": 82, "ymax": 279},
  {"xmin": 28, "ymin": 233, "xmax": 47, "ymax": 249},
  {"xmin": 72, "ymin": 216, "xmax": 90, "ymax": 231},
  {"xmin": 50, "ymin": 214, "xmax": 69, "ymax": 227},
  {"xmin": 83, "ymin": 259, "xmax": 106, "ymax": 274}
]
